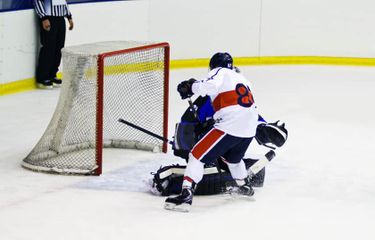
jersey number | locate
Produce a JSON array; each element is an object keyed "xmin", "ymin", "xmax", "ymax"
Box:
[{"xmin": 235, "ymin": 83, "xmax": 254, "ymax": 108}]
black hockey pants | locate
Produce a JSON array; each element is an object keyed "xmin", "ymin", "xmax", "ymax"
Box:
[{"xmin": 36, "ymin": 17, "xmax": 66, "ymax": 83}]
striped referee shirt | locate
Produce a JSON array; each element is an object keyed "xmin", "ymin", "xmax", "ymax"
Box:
[{"xmin": 33, "ymin": 0, "xmax": 72, "ymax": 20}]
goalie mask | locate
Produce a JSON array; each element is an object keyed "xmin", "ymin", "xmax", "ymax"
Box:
[{"xmin": 256, "ymin": 121, "xmax": 288, "ymax": 148}]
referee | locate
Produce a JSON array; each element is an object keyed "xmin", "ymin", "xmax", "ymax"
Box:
[{"xmin": 33, "ymin": 0, "xmax": 74, "ymax": 89}]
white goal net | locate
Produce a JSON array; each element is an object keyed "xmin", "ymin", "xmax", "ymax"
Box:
[{"xmin": 22, "ymin": 41, "xmax": 170, "ymax": 175}]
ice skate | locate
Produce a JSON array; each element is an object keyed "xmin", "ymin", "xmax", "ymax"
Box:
[
  {"xmin": 164, "ymin": 188, "xmax": 193, "ymax": 212},
  {"xmin": 227, "ymin": 176, "xmax": 255, "ymax": 198}
]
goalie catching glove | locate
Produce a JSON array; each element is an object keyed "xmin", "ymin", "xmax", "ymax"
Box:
[
  {"xmin": 256, "ymin": 120, "xmax": 288, "ymax": 148},
  {"xmin": 177, "ymin": 78, "xmax": 197, "ymax": 99}
]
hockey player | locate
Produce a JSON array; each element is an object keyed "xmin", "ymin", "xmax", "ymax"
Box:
[
  {"xmin": 151, "ymin": 104, "xmax": 288, "ymax": 196},
  {"xmin": 164, "ymin": 52, "xmax": 260, "ymax": 212}
]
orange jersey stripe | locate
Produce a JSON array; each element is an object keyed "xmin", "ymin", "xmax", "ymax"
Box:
[
  {"xmin": 212, "ymin": 89, "xmax": 254, "ymax": 112},
  {"xmin": 212, "ymin": 90, "xmax": 238, "ymax": 112},
  {"xmin": 191, "ymin": 128, "xmax": 225, "ymax": 160}
]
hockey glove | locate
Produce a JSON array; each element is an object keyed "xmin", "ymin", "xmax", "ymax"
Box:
[
  {"xmin": 177, "ymin": 78, "xmax": 197, "ymax": 99},
  {"xmin": 256, "ymin": 121, "xmax": 288, "ymax": 147}
]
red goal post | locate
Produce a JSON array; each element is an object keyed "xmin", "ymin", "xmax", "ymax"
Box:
[{"xmin": 22, "ymin": 41, "xmax": 170, "ymax": 175}]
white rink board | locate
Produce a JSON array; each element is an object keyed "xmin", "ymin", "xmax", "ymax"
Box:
[{"xmin": 3, "ymin": 0, "xmax": 375, "ymax": 85}]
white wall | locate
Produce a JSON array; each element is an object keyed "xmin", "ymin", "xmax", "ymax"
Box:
[
  {"xmin": 65, "ymin": 1, "xmax": 150, "ymax": 45},
  {"xmin": 1, "ymin": 0, "xmax": 375, "ymax": 85},
  {"xmin": 148, "ymin": 0, "xmax": 261, "ymax": 59},
  {"xmin": 260, "ymin": 0, "xmax": 375, "ymax": 57},
  {"xmin": 0, "ymin": 10, "xmax": 39, "ymax": 84}
]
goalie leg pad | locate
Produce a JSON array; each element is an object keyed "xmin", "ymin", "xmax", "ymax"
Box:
[
  {"xmin": 151, "ymin": 165, "xmax": 185, "ymax": 196},
  {"xmin": 243, "ymin": 158, "xmax": 266, "ymax": 187},
  {"xmin": 151, "ymin": 162, "xmax": 265, "ymax": 196},
  {"xmin": 151, "ymin": 164, "xmax": 235, "ymax": 196}
]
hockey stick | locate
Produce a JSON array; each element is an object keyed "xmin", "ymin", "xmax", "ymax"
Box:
[
  {"xmin": 247, "ymin": 150, "xmax": 276, "ymax": 175},
  {"xmin": 157, "ymin": 149, "xmax": 276, "ymax": 177},
  {"xmin": 118, "ymin": 118, "xmax": 174, "ymax": 145}
]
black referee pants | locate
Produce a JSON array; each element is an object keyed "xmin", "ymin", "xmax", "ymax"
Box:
[{"xmin": 36, "ymin": 17, "xmax": 66, "ymax": 83}]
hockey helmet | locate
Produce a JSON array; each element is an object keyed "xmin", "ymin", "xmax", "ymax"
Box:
[{"xmin": 209, "ymin": 52, "xmax": 233, "ymax": 70}]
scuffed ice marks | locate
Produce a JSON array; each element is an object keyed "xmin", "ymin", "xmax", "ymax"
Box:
[{"xmin": 72, "ymin": 153, "xmax": 185, "ymax": 193}]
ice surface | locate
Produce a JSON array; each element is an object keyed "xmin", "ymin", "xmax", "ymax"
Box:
[{"xmin": 1, "ymin": 66, "xmax": 375, "ymax": 240}]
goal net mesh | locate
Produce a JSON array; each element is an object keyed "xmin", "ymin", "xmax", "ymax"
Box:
[{"xmin": 22, "ymin": 41, "xmax": 169, "ymax": 175}]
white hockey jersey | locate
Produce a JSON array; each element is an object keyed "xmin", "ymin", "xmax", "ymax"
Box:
[{"xmin": 191, "ymin": 67, "xmax": 258, "ymax": 138}]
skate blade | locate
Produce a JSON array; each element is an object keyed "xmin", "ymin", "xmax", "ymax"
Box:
[
  {"xmin": 164, "ymin": 202, "xmax": 191, "ymax": 212},
  {"xmin": 37, "ymin": 84, "xmax": 53, "ymax": 89},
  {"xmin": 224, "ymin": 187, "xmax": 256, "ymax": 201},
  {"xmin": 229, "ymin": 193, "xmax": 256, "ymax": 200}
]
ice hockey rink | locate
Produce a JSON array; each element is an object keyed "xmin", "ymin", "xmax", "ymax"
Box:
[{"xmin": 1, "ymin": 65, "xmax": 375, "ymax": 240}]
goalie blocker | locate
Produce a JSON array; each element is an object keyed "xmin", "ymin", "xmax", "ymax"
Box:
[{"xmin": 151, "ymin": 96, "xmax": 288, "ymax": 196}]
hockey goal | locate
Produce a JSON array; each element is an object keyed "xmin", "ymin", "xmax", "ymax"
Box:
[{"xmin": 22, "ymin": 41, "xmax": 170, "ymax": 175}]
